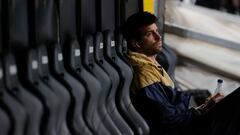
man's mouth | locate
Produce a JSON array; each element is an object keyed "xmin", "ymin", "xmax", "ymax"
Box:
[{"xmin": 156, "ymin": 42, "xmax": 162, "ymax": 47}]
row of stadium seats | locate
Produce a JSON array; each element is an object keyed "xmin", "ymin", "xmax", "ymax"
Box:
[
  {"xmin": 0, "ymin": 30, "xmax": 150, "ymax": 135},
  {"xmin": 0, "ymin": 0, "xmax": 152, "ymax": 134}
]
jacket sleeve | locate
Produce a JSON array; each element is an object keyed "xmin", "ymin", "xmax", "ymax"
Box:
[{"xmin": 133, "ymin": 82, "xmax": 196, "ymax": 130}]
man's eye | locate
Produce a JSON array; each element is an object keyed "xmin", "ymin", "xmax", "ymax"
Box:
[{"xmin": 146, "ymin": 32, "xmax": 152, "ymax": 36}]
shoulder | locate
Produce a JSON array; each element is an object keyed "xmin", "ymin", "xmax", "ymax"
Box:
[{"xmin": 133, "ymin": 65, "xmax": 161, "ymax": 89}]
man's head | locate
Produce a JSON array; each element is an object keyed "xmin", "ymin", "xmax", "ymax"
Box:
[{"xmin": 122, "ymin": 11, "xmax": 162, "ymax": 56}]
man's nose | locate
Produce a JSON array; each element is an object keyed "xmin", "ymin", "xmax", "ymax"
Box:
[{"xmin": 154, "ymin": 31, "xmax": 161, "ymax": 40}]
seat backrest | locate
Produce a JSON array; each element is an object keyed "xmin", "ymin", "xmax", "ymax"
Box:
[
  {"xmin": 103, "ymin": 30, "xmax": 150, "ymax": 135},
  {"xmin": 48, "ymin": 43, "xmax": 93, "ymax": 135},
  {"xmin": 121, "ymin": 37, "xmax": 128, "ymax": 56},
  {"xmin": 63, "ymin": 40, "xmax": 110, "ymax": 135},
  {"xmin": 114, "ymin": 32, "xmax": 129, "ymax": 64},
  {"xmin": 56, "ymin": 0, "xmax": 93, "ymax": 133},
  {"xmin": 117, "ymin": 35, "xmax": 134, "ymax": 68},
  {"xmin": 0, "ymin": 59, "xmax": 27, "ymax": 135},
  {"xmin": 82, "ymin": 35, "xmax": 121, "ymax": 134},
  {"xmin": 94, "ymin": 32, "xmax": 134, "ymax": 135},
  {"xmin": 3, "ymin": 53, "xmax": 44, "ymax": 135},
  {"xmin": 27, "ymin": 1, "xmax": 61, "ymax": 132},
  {"xmin": 0, "ymin": 107, "xmax": 11, "ymax": 135},
  {"xmin": 22, "ymin": 47, "xmax": 59, "ymax": 135},
  {"xmin": 0, "ymin": 66, "xmax": 11, "ymax": 135},
  {"xmin": 55, "ymin": 0, "xmax": 93, "ymax": 133},
  {"xmin": 34, "ymin": 44, "xmax": 71, "ymax": 135},
  {"xmin": 156, "ymin": 44, "xmax": 177, "ymax": 82}
]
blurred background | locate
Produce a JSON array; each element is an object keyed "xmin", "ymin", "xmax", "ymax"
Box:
[{"xmin": 144, "ymin": 0, "xmax": 240, "ymax": 95}]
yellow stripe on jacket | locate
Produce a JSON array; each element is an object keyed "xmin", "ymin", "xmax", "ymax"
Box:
[{"xmin": 127, "ymin": 51, "xmax": 174, "ymax": 93}]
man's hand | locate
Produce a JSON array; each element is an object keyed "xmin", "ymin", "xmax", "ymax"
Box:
[
  {"xmin": 195, "ymin": 92, "xmax": 225, "ymax": 114},
  {"xmin": 210, "ymin": 92, "xmax": 225, "ymax": 103}
]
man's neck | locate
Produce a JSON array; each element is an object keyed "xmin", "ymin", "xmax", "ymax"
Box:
[{"xmin": 148, "ymin": 55, "xmax": 157, "ymax": 62}]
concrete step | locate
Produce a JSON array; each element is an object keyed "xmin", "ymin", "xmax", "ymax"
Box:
[{"xmin": 164, "ymin": 33, "xmax": 240, "ymax": 81}]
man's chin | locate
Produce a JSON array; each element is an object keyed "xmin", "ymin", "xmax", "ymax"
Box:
[
  {"xmin": 157, "ymin": 46, "xmax": 163, "ymax": 52},
  {"xmin": 155, "ymin": 43, "xmax": 162, "ymax": 50}
]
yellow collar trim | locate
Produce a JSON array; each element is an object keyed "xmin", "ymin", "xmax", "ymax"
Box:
[{"xmin": 127, "ymin": 51, "xmax": 174, "ymax": 90}]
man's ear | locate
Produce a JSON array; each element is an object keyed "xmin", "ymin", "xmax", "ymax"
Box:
[{"xmin": 131, "ymin": 40, "xmax": 141, "ymax": 49}]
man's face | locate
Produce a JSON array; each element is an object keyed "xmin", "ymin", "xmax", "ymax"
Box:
[{"xmin": 137, "ymin": 23, "xmax": 162, "ymax": 56}]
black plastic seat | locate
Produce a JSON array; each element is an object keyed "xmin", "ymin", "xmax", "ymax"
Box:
[
  {"xmin": 0, "ymin": 59, "xmax": 27, "ymax": 135},
  {"xmin": 103, "ymin": 30, "xmax": 150, "ymax": 135},
  {"xmin": 63, "ymin": 40, "xmax": 110, "ymax": 135},
  {"xmin": 33, "ymin": 45, "xmax": 71, "ymax": 135},
  {"xmin": 20, "ymin": 48, "xmax": 59, "ymax": 135},
  {"xmin": 156, "ymin": 44, "xmax": 177, "ymax": 83},
  {"xmin": 47, "ymin": 43, "xmax": 93, "ymax": 135},
  {"xmin": 114, "ymin": 32, "xmax": 132, "ymax": 67},
  {"xmin": 54, "ymin": 0, "xmax": 93, "ymax": 133},
  {"xmin": 37, "ymin": 45, "xmax": 69, "ymax": 135},
  {"xmin": 94, "ymin": 32, "xmax": 134, "ymax": 135},
  {"xmin": 82, "ymin": 35, "xmax": 122, "ymax": 135},
  {"xmin": 28, "ymin": 2, "xmax": 60, "ymax": 133},
  {"xmin": 3, "ymin": 53, "xmax": 44, "ymax": 135},
  {"xmin": 0, "ymin": 107, "xmax": 11, "ymax": 135}
]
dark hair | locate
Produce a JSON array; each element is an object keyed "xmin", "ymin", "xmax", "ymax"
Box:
[{"xmin": 121, "ymin": 11, "xmax": 158, "ymax": 42}]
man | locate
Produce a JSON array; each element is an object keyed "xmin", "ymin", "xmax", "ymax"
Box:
[{"xmin": 121, "ymin": 11, "xmax": 226, "ymax": 135}]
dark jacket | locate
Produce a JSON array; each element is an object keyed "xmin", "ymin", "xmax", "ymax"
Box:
[
  {"xmin": 127, "ymin": 51, "xmax": 197, "ymax": 135},
  {"xmin": 131, "ymin": 82, "xmax": 196, "ymax": 135}
]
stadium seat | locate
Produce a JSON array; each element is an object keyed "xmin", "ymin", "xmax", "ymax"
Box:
[
  {"xmin": 65, "ymin": 39, "xmax": 111, "ymax": 134},
  {"xmin": 3, "ymin": 53, "xmax": 44, "ymax": 135},
  {"xmin": 55, "ymin": 0, "xmax": 94, "ymax": 133},
  {"xmin": 94, "ymin": 32, "xmax": 134, "ymax": 135},
  {"xmin": 82, "ymin": 35, "xmax": 122, "ymax": 134},
  {"xmin": 63, "ymin": 40, "xmax": 111, "ymax": 135},
  {"xmin": 48, "ymin": 43, "xmax": 93, "ymax": 135},
  {"xmin": 103, "ymin": 30, "xmax": 150, "ymax": 135},
  {"xmin": 32, "ymin": 45, "xmax": 71, "ymax": 135},
  {"xmin": 156, "ymin": 44, "xmax": 177, "ymax": 80},
  {"xmin": 22, "ymin": 48, "xmax": 59, "ymax": 135},
  {"xmin": 0, "ymin": 59, "xmax": 27, "ymax": 135}
]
